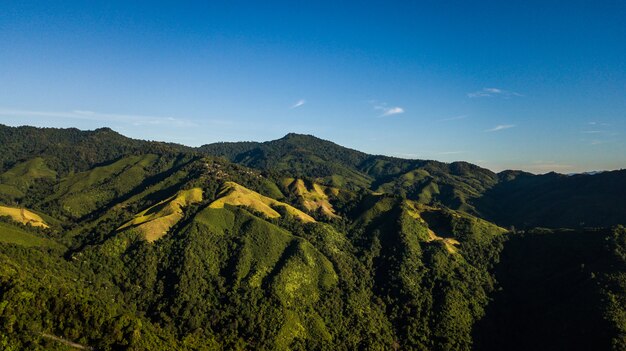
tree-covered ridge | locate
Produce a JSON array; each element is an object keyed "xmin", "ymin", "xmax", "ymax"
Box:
[
  {"xmin": 0, "ymin": 124, "xmax": 624, "ymax": 350},
  {"xmin": 199, "ymin": 130, "xmax": 626, "ymax": 229}
]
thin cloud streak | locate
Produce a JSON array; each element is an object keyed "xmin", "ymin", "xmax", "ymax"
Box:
[
  {"xmin": 382, "ymin": 107, "xmax": 404, "ymax": 116},
  {"xmin": 485, "ymin": 124, "xmax": 515, "ymax": 132},
  {"xmin": 291, "ymin": 99, "xmax": 306, "ymax": 109},
  {"xmin": 468, "ymin": 88, "xmax": 523, "ymax": 98},
  {"xmin": 0, "ymin": 108, "xmax": 198, "ymax": 127},
  {"xmin": 372, "ymin": 102, "xmax": 404, "ymax": 117}
]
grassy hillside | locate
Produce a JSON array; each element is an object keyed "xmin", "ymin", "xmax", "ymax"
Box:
[
  {"xmin": 209, "ymin": 181, "xmax": 315, "ymax": 223},
  {"xmin": 119, "ymin": 187, "xmax": 203, "ymax": 242},
  {"xmin": 0, "ymin": 206, "xmax": 49, "ymax": 228},
  {"xmin": 0, "ymin": 222, "xmax": 61, "ymax": 248},
  {"xmin": 0, "ymin": 125, "xmax": 624, "ymax": 350},
  {"xmin": 282, "ymin": 178, "xmax": 340, "ymax": 219}
]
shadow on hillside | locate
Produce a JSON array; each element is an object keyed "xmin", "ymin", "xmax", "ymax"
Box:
[
  {"xmin": 472, "ymin": 229, "xmax": 613, "ymax": 351},
  {"xmin": 473, "ymin": 170, "xmax": 626, "ymax": 229}
]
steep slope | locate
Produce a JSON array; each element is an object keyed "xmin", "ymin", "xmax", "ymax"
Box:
[
  {"xmin": 345, "ymin": 194, "xmax": 507, "ymax": 350},
  {"xmin": 0, "ymin": 205, "xmax": 49, "ymax": 228},
  {"xmin": 202, "ymin": 132, "xmax": 626, "ymax": 229},
  {"xmin": 0, "ymin": 124, "xmax": 190, "ymax": 176},
  {"xmin": 0, "ymin": 221, "xmax": 61, "ymax": 248},
  {"xmin": 474, "ymin": 227, "xmax": 626, "ymax": 351},
  {"xmin": 200, "ymin": 133, "xmax": 373, "ymax": 189},
  {"xmin": 0, "ymin": 157, "xmax": 57, "ymax": 201},
  {"xmin": 209, "ymin": 181, "xmax": 315, "ymax": 223},
  {"xmin": 119, "ymin": 188, "xmax": 203, "ymax": 242},
  {"xmin": 475, "ymin": 170, "xmax": 626, "ymax": 228},
  {"xmin": 282, "ymin": 178, "xmax": 340, "ymax": 219},
  {"xmin": 0, "ymin": 125, "xmax": 625, "ymax": 350}
]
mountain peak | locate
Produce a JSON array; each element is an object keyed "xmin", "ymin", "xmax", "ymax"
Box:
[{"xmin": 278, "ymin": 132, "xmax": 322, "ymax": 142}]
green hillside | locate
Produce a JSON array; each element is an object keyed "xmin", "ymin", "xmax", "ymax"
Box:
[
  {"xmin": 0, "ymin": 125, "xmax": 624, "ymax": 350},
  {"xmin": 474, "ymin": 226, "xmax": 626, "ymax": 350},
  {"xmin": 0, "ymin": 221, "xmax": 61, "ymax": 248},
  {"xmin": 201, "ymin": 133, "xmax": 626, "ymax": 229}
]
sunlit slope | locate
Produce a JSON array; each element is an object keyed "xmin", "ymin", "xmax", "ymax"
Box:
[
  {"xmin": 283, "ymin": 178, "xmax": 340, "ymax": 218},
  {"xmin": 0, "ymin": 205, "xmax": 49, "ymax": 228},
  {"xmin": 119, "ymin": 188, "xmax": 203, "ymax": 242},
  {"xmin": 209, "ymin": 181, "xmax": 315, "ymax": 223},
  {"xmin": 402, "ymin": 201, "xmax": 507, "ymax": 253}
]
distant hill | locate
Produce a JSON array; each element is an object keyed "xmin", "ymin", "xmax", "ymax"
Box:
[
  {"xmin": 0, "ymin": 124, "xmax": 624, "ymax": 350},
  {"xmin": 200, "ymin": 132, "xmax": 626, "ymax": 229}
]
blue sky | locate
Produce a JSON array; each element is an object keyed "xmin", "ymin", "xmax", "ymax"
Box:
[{"xmin": 1, "ymin": 1, "xmax": 625, "ymax": 173}]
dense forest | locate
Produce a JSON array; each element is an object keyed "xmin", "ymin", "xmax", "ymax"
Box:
[{"xmin": 0, "ymin": 124, "xmax": 624, "ymax": 350}]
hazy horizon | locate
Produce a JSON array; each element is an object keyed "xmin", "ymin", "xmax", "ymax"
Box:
[{"xmin": 1, "ymin": 1, "xmax": 625, "ymax": 173}]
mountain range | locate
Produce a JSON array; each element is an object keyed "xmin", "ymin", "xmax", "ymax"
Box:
[{"xmin": 0, "ymin": 124, "xmax": 624, "ymax": 350}]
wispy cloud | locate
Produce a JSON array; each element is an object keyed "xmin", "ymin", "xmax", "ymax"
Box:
[
  {"xmin": 485, "ymin": 124, "xmax": 515, "ymax": 132},
  {"xmin": 372, "ymin": 102, "xmax": 405, "ymax": 117},
  {"xmin": 0, "ymin": 108, "xmax": 197, "ymax": 127},
  {"xmin": 581, "ymin": 122, "xmax": 618, "ymax": 145},
  {"xmin": 468, "ymin": 88, "xmax": 523, "ymax": 98},
  {"xmin": 382, "ymin": 107, "xmax": 404, "ymax": 116},
  {"xmin": 291, "ymin": 99, "xmax": 306, "ymax": 109}
]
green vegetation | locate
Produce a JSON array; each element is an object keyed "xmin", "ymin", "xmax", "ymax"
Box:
[
  {"xmin": 0, "ymin": 222, "xmax": 61, "ymax": 248},
  {"xmin": 0, "ymin": 124, "xmax": 624, "ymax": 350},
  {"xmin": 119, "ymin": 187, "xmax": 203, "ymax": 242},
  {"xmin": 209, "ymin": 181, "xmax": 315, "ymax": 223},
  {"xmin": 0, "ymin": 206, "xmax": 49, "ymax": 228},
  {"xmin": 474, "ymin": 226, "xmax": 626, "ymax": 351}
]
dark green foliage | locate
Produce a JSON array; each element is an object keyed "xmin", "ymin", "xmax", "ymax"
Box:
[
  {"xmin": 475, "ymin": 170, "xmax": 626, "ymax": 228},
  {"xmin": 473, "ymin": 227, "xmax": 626, "ymax": 351},
  {"xmin": 199, "ymin": 133, "xmax": 373, "ymax": 189},
  {"xmin": 0, "ymin": 125, "xmax": 624, "ymax": 350}
]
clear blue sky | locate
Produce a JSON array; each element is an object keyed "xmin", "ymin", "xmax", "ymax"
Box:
[{"xmin": 1, "ymin": 1, "xmax": 625, "ymax": 173}]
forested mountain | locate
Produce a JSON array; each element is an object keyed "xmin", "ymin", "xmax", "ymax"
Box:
[
  {"xmin": 200, "ymin": 132, "xmax": 626, "ymax": 229},
  {"xmin": 0, "ymin": 124, "xmax": 625, "ymax": 350}
]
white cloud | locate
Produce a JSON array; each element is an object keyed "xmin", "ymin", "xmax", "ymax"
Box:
[
  {"xmin": 468, "ymin": 88, "xmax": 523, "ymax": 98},
  {"xmin": 291, "ymin": 99, "xmax": 306, "ymax": 109},
  {"xmin": 0, "ymin": 108, "xmax": 197, "ymax": 127},
  {"xmin": 382, "ymin": 107, "xmax": 404, "ymax": 116},
  {"xmin": 485, "ymin": 124, "xmax": 515, "ymax": 132},
  {"xmin": 372, "ymin": 102, "xmax": 405, "ymax": 117}
]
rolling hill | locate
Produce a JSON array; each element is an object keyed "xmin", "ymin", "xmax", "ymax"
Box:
[{"xmin": 0, "ymin": 124, "xmax": 624, "ymax": 350}]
